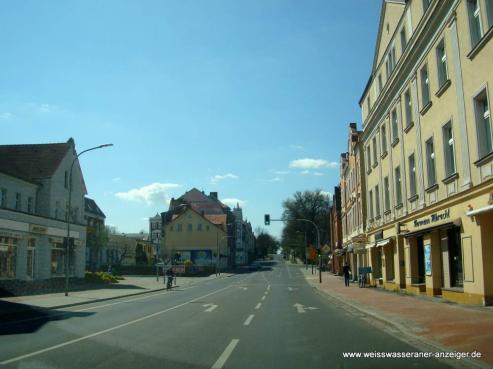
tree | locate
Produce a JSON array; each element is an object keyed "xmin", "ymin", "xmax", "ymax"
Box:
[
  {"xmin": 281, "ymin": 190, "xmax": 331, "ymax": 258},
  {"xmin": 255, "ymin": 229, "xmax": 279, "ymax": 258}
]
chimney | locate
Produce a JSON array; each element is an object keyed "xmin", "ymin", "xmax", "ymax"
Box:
[{"xmin": 209, "ymin": 192, "xmax": 218, "ymax": 200}]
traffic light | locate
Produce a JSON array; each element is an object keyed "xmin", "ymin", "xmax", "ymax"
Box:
[{"xmin": 264, "ymin": 214, "xmax": 270, "ymax": 225}]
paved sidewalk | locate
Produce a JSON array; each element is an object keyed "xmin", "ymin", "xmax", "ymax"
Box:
[
  {"xmin": 302, "ymin": 268, "xmax": 493, "ymax": 367},
  {"xmin": 0, "ymin": 274, "xmax": 231, "ymax": 312}
]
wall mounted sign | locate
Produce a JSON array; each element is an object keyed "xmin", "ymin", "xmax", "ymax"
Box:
[{"xmin": 414, "ymin": 209, "xmax": 450, "ymax": 228}]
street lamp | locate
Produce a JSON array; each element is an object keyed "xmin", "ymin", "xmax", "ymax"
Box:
[{"xmin": 65, "ymin": 143, "xmax": 113, "ymax": 296}]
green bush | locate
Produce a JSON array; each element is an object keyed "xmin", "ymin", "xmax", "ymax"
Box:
[{"xmin": 85, "ymin": 271, "xmax": 119, "ymax": 284}]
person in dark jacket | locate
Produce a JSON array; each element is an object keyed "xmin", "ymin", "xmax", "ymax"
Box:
[{"xmin": 342, "ymin": 263, "xmax": 351, "ymax": 287}]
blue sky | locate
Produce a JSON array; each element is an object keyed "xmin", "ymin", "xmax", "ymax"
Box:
[{"xmin": 0, "ymin": 1, "xmax": 380, "ymax": 238}]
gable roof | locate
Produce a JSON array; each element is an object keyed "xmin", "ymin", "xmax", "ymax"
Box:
[
  {"xmin": 172, "ymin": 188, "xmax": 230, "ymax": 215},
  {"xmin": 0, "ymin": 138, "xmax": 73, "ymax": 183},
  {"xmin": 84, "ymin": 197, "xmax": 106, "ymax": 218},
  {"xmin": 168, "ymin": 207, "xmax": 226, "ymax": 232}
]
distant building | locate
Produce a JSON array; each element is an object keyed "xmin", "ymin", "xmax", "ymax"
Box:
[
  {"xmin": 106, "ymin": 232, "xmax": 153, "ymax": 267},
  {"xmin": 232, "ymin": 203, "xmax": 256, "ymax": 265},
  {"xmin": 0, "ymin": 138, "xmax": 87, "ymax": 280},
  {"xmin": 329, "ymin": 186, "xmax": 343, "ymax": 275},
  {"xmin": 84, "ymin": 197, "xmax": 106, "ymax": 270},
  {"xmin": 162, "ymin": 188, "xmax": 236, "ymax": 267},
  {"xmin": 149, "ymin": 213, "xmax": 162, "ymax": 261}
]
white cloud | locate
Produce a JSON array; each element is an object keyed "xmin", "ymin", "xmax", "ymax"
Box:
[
  {"xmin": 38, "ymin": 104, "xmax": 59, "ymax": 113},
  {"xmin": 0, "ymin": 112, "xmax": 13, "ymax": 120},
  {"xmin": 273, "ymin": 170, "xmax": 290, "ymax": 175},
  {"xmin": 289, "ymin": 158, "xmax": 338, "ymax": 169},
  {"xmin": 211, "ymin": 173, "xmax": 239, "ymax": 184},
  {"xmin": 268, "ymin": 177, "xmax": 282, "ymax": 182},
  {"xmin": 313, "ymin": 172, "xmax": 324, "ymax": 176},
  {"xmin": 321, "ymin": 191, "xmax": 332, "ymax": 198},
  {"xmin": 115, "ymin": 182, "xmax": 181, "ymax": 205},
  {"xmin": 112, "ymin": 177, "xmax": 121, "ymax": 182},
  {"xmin": 300, "ymin": 170, "xmax": 310, "ymax": 175},
  {"xmin": 221, "ymin": 198, "xmax": 247, "ymax": 208},
  {"xmin": 289, "ymin": 144, "xmax": 304, "ymax": 150}
]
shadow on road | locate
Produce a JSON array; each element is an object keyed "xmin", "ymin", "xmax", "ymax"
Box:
[{"xmin": 0, "ymin": 301, "xmax": 94, "ymax": 336}]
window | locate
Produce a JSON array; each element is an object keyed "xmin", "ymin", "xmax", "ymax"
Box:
[
  {"xmin": 27, "ymin": 197, "xmax": 34, "ymax": 213},
  {"xmin": 187, "ymin": 223, "xmax": 193, "ymax": 232},
  {"xmin": 426, "ymin": 138, "xmax": 437, "ymax": 186},
  {"xmin": 384, "ymin": 177, "xmax": 391, "ymax": 211},
  {"xmin": 375, "ymin": 185, "xmax": 380, "ymax": 217},
  {"xmin": 395, "ymin": 166, "xmax": 403, "ymax": 205},
  {"xmin": 15, "ymin": 193, "xmax": 21, "ymax": 211},
  {"xmin": 487, "ymin": 0, "xmax": 493, "ymax": 28},
  {"xmin": 468, "ymin": 0, "xmax": 483, "ymax": 47},
  {"xmin": 442, "ymin": 122, "xmax": 456, "ymax": 177},
  {"xmin": 51, "ymin": 244, "xmax": 66, "ymax": 276},
  {"xmin": 372, "ymin": 137, "xmax": 378, "ymax": 165},
  {"xmin": 0, "ymin": 188, "xmax": 6, "ymax": 207},
  {"xmin": 64, "ymin": 171, "xmax": 69, "ymax": 189},
  {"xmin": 367, "ymin": 96, "xmax": 371, "ymax": 114},
  {"xmin": 436, "ymin": 40, "xmax": 448, "ymax": 87},
  {"xmin": 400, "ymin": 27, "xmax": 407, "ymax": 51},
  {"xmin": 475, "ymin": 90, "xmax": 492, "ymax": 158},
  {"xmin": 381, "ymin": 124, "xmax": 387, "ymax": 153},
  {"xmin": 378, "ymin": 74, "xmax": 383, "ymax": 93},
  {"xmin": 420, "ymin": 64, "xmax": 430, "ymax": 107},
  {"xmin": 409, "ymin": 154, "xmax": 417, "ymax": 197},
  {"xmin": 177, "ymin": 224, "xmax": 183, "ymax": 232},
  {"xmin": 423, "ymin": 0, "xmax": 431, "ymax": 11},
  {"xmin": 0, "ymin": 237, "xmax": 16, "ymax": 278},
  {"xmin": 369, "ymin": 190, "xmax": 374, "ymax": 219},
  {"xmin": 197, "ymin": 223, "xmax": 203, "ymax": 231},
  {"xmin": 170, "ymin": 225, "xmax": 174, "ymax": 232},
  {"xmin": 391, "ymin": 109, "xmax": 399, "ymax": 142},
  {"xmin": 404, "ymin": 89, "xmax": 413, "ymax": 126},
  {"xmin": 367, "ymin": 145, "xmax": 371, "ymax": 170}
]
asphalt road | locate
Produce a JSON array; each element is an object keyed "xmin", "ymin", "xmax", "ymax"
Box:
[{"xmin": 0, "ymin": 256, "xmax": 454, "ymax": 369}]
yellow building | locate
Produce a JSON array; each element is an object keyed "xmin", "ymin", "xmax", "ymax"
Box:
[
  {"xmin": 340, "ymin": 123, "xmax": 368, "ymax": 279},
  {"xmin": 359, "ymin": 0, "xmax": 493, "ymax": 305},
  {"xmin": 162, "ymin": 207, "xmax": 228, "ymax": 269}
]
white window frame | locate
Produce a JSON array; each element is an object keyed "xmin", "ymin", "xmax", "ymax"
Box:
[
  {"xmin": 436, "ymin": 39, "xmax": 448, "ymax": 88},
  {"xmin": 473, "ymin": 87, "xmax": 492, "ymax": 159},
  {"xmin": 442, "ymin": 121, "xmax": 457, "ymax": 177}
]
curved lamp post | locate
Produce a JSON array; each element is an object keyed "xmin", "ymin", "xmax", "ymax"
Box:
[{"xmin": 65, "ymin": 143, "xmax": 113, "ymax": 296}]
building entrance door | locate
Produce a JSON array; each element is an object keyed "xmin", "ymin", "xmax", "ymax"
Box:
[
  {"xmin": 417, "ymin": 236, "xmax": 425, "ymax": 284},
  {"xmin": 448, "ymin": 227, "xmax": 463, "ymax": 288}
]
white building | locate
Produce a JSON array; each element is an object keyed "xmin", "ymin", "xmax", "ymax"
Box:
[{"xmin": 0, "ymin": 138, "xmax": 87, "ymax": 280}]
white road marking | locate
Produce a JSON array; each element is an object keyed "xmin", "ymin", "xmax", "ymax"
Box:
[
  {"xmin": 267, "ymin": 284, "xmax": 271, "ymax": 291},
  {"xmin": 203, "ymin": 304, "xmax": 219, "ymax": 312},
  {"xmin": 286, "ymin": 265, "xmax": 293, "ymax": 279},
  {"xmin": 293, "ymin": 303, "xmax": 319, "ymax": 313},
  {"xmin": 288, "ymin": 287, "xmax": 293, "ymax": 291},
  {"xmin": 0, "ymin": 285, "xmax": 234, "ymax": 365},
  {"xmin": 243, "ymin": 314, "xmax": 255, "ymax": 326},
  {"xmin": 261, "ymin": 296, "xmax": 266, "ymax": 301},
  {"xmin": 255, "ymin": 303, "xmax": 262, "ymax": 309},
  {"xmin": 211, "ymin": 339, "xmax": 239, "ymax": 369},
  {"xmin": 239, "ymin": 287, "xmax": 247, "ymax": 291}
]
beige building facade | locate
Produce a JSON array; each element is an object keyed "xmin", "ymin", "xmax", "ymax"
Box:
[
  {"xmin": 340, "ymin": 123, "xmax": 368, "ymax": 280},
  {"xmin": 359, "ymin": 0, "xmax": 493, "ymax": 305}
]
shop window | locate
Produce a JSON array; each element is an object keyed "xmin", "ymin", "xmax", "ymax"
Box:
[
  {"xmin": 0, "ymin": 237, "xmax": 16, "ymax": 278},
  {"xmin": 448, "ymin": 227, "xmax": 463, "ymax": 288},
  {"xmin": 417, "ymin": 236, "xmax": 425, "ymax": 284}
]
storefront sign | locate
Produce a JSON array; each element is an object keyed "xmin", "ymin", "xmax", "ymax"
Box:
[
  {"xmin": 30, "ymin": 225, "xmax": 47, "ymax": 234},
  {"xmin": 424, "ymin": 244, "xmax": 432, "ymax": 276},
  {"xmin": 414, "ymin": 209, "xmax": 450, "ymax": 228}
]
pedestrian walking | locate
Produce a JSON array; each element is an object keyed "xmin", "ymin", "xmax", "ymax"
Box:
[{"xmin": 343, "ymin": 263, "xmax": 351, "ymax": 287}]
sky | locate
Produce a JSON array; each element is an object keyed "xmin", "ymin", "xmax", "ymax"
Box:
[{"xmin": 0, "ymin": 0, "xmax": 381, "ymax": 239}]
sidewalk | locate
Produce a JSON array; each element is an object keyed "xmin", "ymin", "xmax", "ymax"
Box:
[
  {"xmin": 0, "ymin": 274, "xmax": 231, "ymax": 313},
  {"xmin": 302, "ymin": 268, "xmax": 493, "ymax": 367}
]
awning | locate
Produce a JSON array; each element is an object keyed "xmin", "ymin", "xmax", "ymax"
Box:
[
  {"xmin": 467, "ymin": 204, "xmax": 493, "ymax": 217},
  {"xmin": 376, "ymin": 239, "xmax": 391, "ymax": 247}
]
